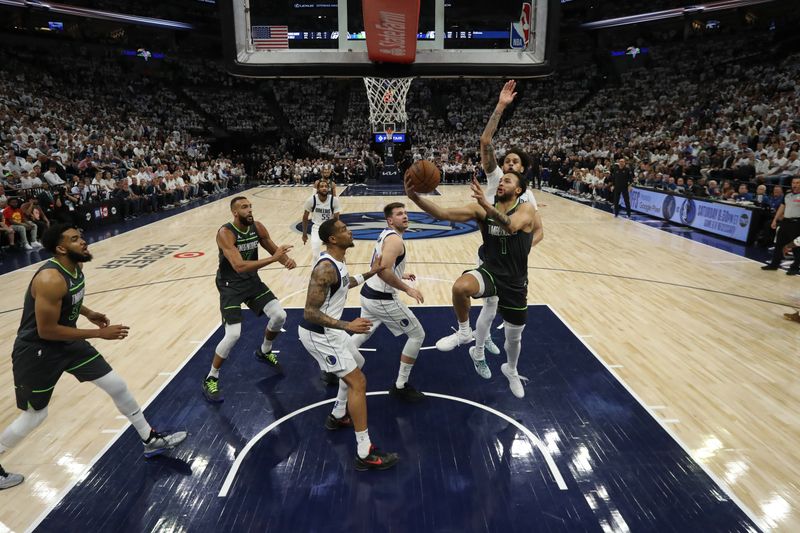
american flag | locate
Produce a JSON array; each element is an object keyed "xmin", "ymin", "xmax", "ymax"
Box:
[{"xmin": 252, "ymin": 25, "xmax": 289, "ymax": 49}]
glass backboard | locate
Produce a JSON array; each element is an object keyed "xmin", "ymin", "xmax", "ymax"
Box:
[{"xmin": 220, "ymin": 0, "xmax": 559, "ymax": 78}]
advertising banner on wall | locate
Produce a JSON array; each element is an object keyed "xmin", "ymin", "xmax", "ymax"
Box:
[{"xmin": 624, "ymin": 188, "xmax": 753, "ymax": 242}]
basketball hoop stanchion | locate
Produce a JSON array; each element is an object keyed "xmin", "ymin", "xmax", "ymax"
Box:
[{"xmin": 364, "ymin": 77, "xmax": 413, "ymax": 136}]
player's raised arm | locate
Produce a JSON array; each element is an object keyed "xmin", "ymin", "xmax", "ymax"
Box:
[
  {"xmin": 405, "ymin": 174, "xmax": 482, "ymax": 222},
  {"xmin": 480, "ymin": 80, "xmax": 517, "ymax": 175}
]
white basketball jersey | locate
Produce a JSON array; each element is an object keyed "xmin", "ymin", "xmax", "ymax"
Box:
[
  {"xmin": 365, "ymin": 228, "xmax": 406, "ymax": 294},
  {"xmin": 315, "ymin": 251, "xmax": 349, "ymax": 321},
  {"xmin": 486, "ymin": 166, "xmax": 538, "ymax": 208},
  {"xmin": 304, "ymin": 193, "xmax": 341, "ymax": 228}
]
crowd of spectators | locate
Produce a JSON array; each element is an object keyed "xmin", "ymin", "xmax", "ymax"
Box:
[
  {"xmin": 0, "ymin": 46, "xmax": 247, "ymax": 253},
  {"xmin": 3, "ymin": 25, "xmax": 799, "ymax": 255}
]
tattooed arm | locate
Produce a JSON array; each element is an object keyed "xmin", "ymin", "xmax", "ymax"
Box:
[
  {"xmin": 471, "ymin": 177, "xmax": 535, "ymax": 234},
  {"xmin": 303, "ymin": 260, "xmax": 372, "ymax": 333},
  {"xmin": 480, "ymin": 80, "xmax": 517, "ymax": 175}
]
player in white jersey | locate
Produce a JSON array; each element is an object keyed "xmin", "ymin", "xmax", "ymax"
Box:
[
  {"xmin": 302, "ymin": 179, "xmax": 341, "ymax": 264},
  {"xmin": 350, "ymin": 202, "xmax": 426, "ymax": 401},
  {"xmin": 435, "ymin": 80, "xmax": 544, "ymax": 386},
  {"xmin": 298, "ymin": 218, "xmax": 399, "ymax": 471}
]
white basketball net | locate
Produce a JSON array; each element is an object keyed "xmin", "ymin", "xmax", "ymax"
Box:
[{"xmin": 363, "ymin": 77, "xmax": 413, "ymax": 130}]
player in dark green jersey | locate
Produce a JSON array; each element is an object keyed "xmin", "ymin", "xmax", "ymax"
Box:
[
  {"xmin": 0, "ymin": 224, "xmax": 186, "ymax": 490},
  {"xmin": 405, "ymin": 171, "xmax": 537, "ymax": 398},
  {"xmin": 203, "ymin": 196, "xmax": 296, "ymax": 403}
]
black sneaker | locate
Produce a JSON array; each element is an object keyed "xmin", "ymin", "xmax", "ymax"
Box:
[
  {"xmin": 787, "ymin": 268, "xmax": 799, "ymax": 276},
  {"xmin": 324, "ymin": 413, "xmax": 353, "ymax": 431},
  {"xmin": 389, "ymin": 383, "xmax": 425, "ymax": 402},
  {"xmin": 761, "ymin": 264, "xmax": 780, "ymax": 270},
  {"xmin": 202, "ymin": 376, "xmax": 223, "ymax": 403},
  {"xmin": 0, "ymin": 464, "xmax": 24, "ymax": 490},
  {"xmin": 255, "ymin": 348, "xmax": 283, "ymax": 372},
  {"xmin": 321, "ymin": 371, "xmax": 339, "ymax": 386},
  {"xmin": 354, "ymin": 445, "xmax": 399, "ymax": 471}
]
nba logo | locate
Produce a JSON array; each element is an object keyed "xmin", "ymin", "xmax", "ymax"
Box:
[{"xmin": 510, "ymin": 3, "xmax": 532, "ymax": 50}]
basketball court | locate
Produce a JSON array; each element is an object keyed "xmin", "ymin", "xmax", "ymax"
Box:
[
  {"xmin": 1, "ymin": 0, "xmax": 799, "ymax": 531},
  {"xmin": 0, "ymin": 185, "xmax": 797, "ymax": 531}
]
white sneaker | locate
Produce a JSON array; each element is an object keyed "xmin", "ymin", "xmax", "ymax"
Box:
[
  {"xmin": 469, "ymin": 347, "xmax": 492, "ymax": 379},
  {"xmin": 0, "ymin": 464, "xmax": 23, "ymax": 490},
  {"xmin": 143, "ymin": 430, "xmax": 187, "ymax": 458},
  {"xmin": 500, "ymin": 363, "xmax": 528, "ymax": 398},
  {"xmin": 31, "ymin": 242, "xmax": 43, "ymax": 249},
  {"xmin": 436, "ymin": 328, "xmax": 472, "ymax": 351},
  {"xmin": 23, "ymin": 243, "xmax": 33, "ymax": 251},
  {"xmin": 484, "ymin": 336, "xmax": 501, "ymax": 355}
]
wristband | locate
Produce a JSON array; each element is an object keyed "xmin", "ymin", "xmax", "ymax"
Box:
[{"xmin": 354, "ymin": 274, "xmax": 365, "ymax": 285}]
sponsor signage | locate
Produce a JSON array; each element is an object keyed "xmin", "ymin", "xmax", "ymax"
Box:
[{"xmin": 625, "ymin": 188, "xmax": 753, "ymax": 242}]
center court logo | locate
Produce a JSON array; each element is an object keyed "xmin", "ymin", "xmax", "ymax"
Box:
[{"xmin": 293, "ymin": 212, "xmax": 478, "ymax": 240}]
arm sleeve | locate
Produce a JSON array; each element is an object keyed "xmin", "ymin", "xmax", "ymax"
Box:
[
  {"xmin": 485, "ymin": 167, "xmax": 504, "ymax": 202},
  {"xmin": 333, "ymin": 197, "xmax": 342, "ymax": 213},
  {"xmin": 303, "ymin": 196, "xmax": 313, "ymax": 212}
]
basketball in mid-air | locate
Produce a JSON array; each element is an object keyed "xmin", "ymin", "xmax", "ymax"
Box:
[{"xmin": 405, "ymin": 160, "xmax": 441, "ymax": 193}]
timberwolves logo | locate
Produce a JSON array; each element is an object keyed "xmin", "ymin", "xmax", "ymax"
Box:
[
  {"xmin": 293, "ymin": 212, "xmax": 478, "ymax": 240},
  {"xmin": 662, "ymin": 195, "xmax": 676, "ymax": 220},
  {"xmin": 679, "ymin": 198, "xmax": 697, "ymax": 224}
]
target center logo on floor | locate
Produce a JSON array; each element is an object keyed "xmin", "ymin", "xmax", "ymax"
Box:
[{"xmin": 293, "ymin": 212, "xmax": 477, "ymax": 240}]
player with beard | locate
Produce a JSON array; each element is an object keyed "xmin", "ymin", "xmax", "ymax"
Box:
[
  {"xmin": 202, "ymin": 196, "xmax": 296, "ymax": 403},
  {"xmin": 299, "ymin": 218, "xmax": 399, "ymax": 470},
  {"xmin": 0, "ymin": 224, "xmax": 187, "ymax": 490},
  {"xmin": 435, "ymin": 80, "xmax": 544, "ymax": 382},
  {"xmin": 406, "ymin": 171, "xmax": 536, "ymax": 398}
]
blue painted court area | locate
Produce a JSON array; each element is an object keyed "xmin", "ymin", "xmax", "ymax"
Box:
[{"xmin": 34, "ymin": 306, "xmax": 759, "ymax": 532}]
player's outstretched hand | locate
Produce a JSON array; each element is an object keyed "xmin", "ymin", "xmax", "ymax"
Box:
[
  {"xmin": 498, "ymin": 80, "xmax": 517, "ymax": 107},
  {"xmin": 346, "ymin": 317, "xmax": 372, "ymax": 334},
  {"xmin": 272, "ymin": 244, "xmax": 293, "ymax": 260},
  {"xmin": 368, "ymin": 254, "xmax": 387, "ymax": 277},
  {"xmin": 98, "ymin": 324, "xmax": 129, "ymax": 340},
  {"xmin": 402, "ymin": 273, "xmax": 416, "ymax": 281},
  {"xmin": 302, "ymin": 234, "xmax": 308, "ymax": 245},
  {"xmin": 404, "ymin": 174, "xmax": 419, "ymax": 201},
  {"xmin": 470, "ymin": 177, "xmax": 490, "ymax": 209},
  {"xmin": 86, "ymin": 310, "xmax": 110, "ymax": 328},
  {"xmin": 283, "ymin": 258, "xmax": 297, "ymax": 270}
]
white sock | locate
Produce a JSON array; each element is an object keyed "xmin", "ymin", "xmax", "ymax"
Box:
[
  {"xmin": 208, "ymin": 366, "xmax": 219, "ymax": 379},
  {"xmin": 396, "ymin": 362, "xmax": 414, "ymax": 389},
  {"xmin": 130, "ymin": 408, "xmax": 152, "ymax": 441},
  {"xmin": 332, "ymin": 380, "xmax": 348, "ymax": 418},
  {"xmin": 471, "ymin": 346, "xmax": 485, "ymax": 361},
  {"xmin": 261, "ymin": 337, "xmax": 273, "ymax": 354},
  {"xmin": 356, "ymin": 429, "xmax": 371, "ymax": 458},
  {"xmin": 458, "ymin": 320, "xmax": 471, "ymax": 336}
]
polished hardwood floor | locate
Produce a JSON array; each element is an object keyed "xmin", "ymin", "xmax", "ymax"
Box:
[{"xmin": 0, "ymin": 186, "xmax": 797, "ymax": 532}]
